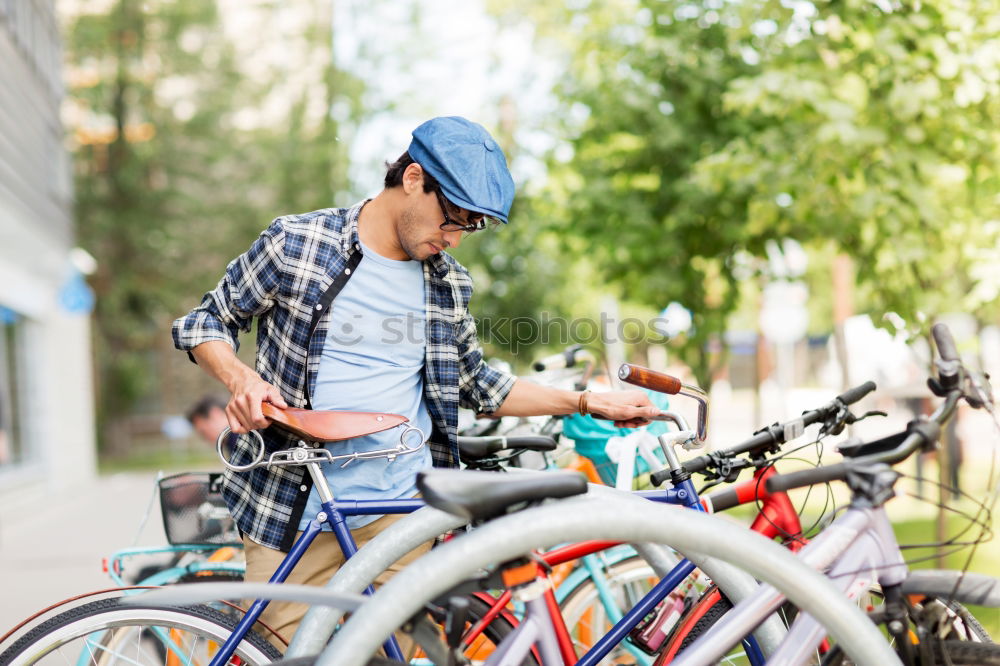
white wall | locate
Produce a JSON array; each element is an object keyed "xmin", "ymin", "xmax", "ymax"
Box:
[{"xmin": 0, "ymin": 0, "xmax": 96, "ymax": 506}]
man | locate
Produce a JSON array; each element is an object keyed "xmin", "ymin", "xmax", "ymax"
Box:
[
  {"xmin": 172, "ymin": 116, "xmax": 659, "ymax": 644},
  {"xmin": 185, "ymin": 394, "xmax": 230, "ymax": 444}
]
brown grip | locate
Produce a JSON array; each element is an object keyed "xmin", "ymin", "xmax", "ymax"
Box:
[{"xmin": 617, "ymin": 364, "xmax": 682, "ymax": 395}]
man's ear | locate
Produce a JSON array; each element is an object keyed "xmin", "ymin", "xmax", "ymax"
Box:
[{"xmin": 402, "ymin": 162, "xmax": 425, "ymax": 194}]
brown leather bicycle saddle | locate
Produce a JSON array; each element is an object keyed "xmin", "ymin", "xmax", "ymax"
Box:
[{"xmin": 261, "ymin": 403, "xmax": 408, "ymax": 443}]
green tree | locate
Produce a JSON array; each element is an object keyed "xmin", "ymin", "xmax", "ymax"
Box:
[
  {"xmin": 65, "ymin": 1, "xmax": 362, "ymax": 452},
  {"xmin": 494, "ymin": 0, "xmax": 999, "ymax": 383},
  {"xmin": 490, "ymin": 0, "xmax": 793, "ymax": 385},
  {"xmin": 695, "ymin": 0, "xmax": 1000, "ymax": 335}
]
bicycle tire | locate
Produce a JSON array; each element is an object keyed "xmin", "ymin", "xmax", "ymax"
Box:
[
  {"xmin": 926, "ymin": 641, "xmax": 1000, "ymax": 665},
  {"xmin": 654, "ymin": 585, "xmax": 758, "ymax": 665},
  {"xmin": 0, "ymin": 597, "xmax": 281, "ymax": 666}
]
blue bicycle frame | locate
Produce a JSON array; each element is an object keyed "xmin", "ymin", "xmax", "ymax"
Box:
[
  {"xmin": 566, "ymin": 479, "xmax": 764, "ymax": 666},
  {"xmin": 210, "ymin": 493, "xmax": 424, "ymax": 665}
]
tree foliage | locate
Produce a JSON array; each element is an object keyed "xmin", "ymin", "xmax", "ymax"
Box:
[
  {"xmin": 697, "ymin": 0, "xmax": 1000, "ymax": 332},
  {"xmin": 65, "ymin": 0, "xmax": 361, "ymax": 450},
  {"xmin": 494, "ymin": 0, "xmax": 999, "ymax": 384}
]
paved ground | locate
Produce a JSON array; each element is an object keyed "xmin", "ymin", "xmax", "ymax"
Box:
[{"xmin": 0, "ymin": 472, "xmax": 168, "ymax": 634}]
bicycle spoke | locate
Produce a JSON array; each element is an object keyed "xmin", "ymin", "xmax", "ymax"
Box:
[{"xmin": 84, "ymin": 636, "xmax": 151, "ymax": 666}]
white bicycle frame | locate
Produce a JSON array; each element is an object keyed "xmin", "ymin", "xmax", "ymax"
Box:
[{"xmin": 674, "ymin": 502, "xmax": 908, "ymax": 665}]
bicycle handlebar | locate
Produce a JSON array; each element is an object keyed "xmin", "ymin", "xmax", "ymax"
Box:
[
  {"xmin": 655, "ymin": 380, "xmax": 878, "ymax": 485},
  {"xmin": 618, "ymin": 364, "xmax": 709, "ymax": 442},
  {"xmin": 532, "ymin": 345, "xmax": 594, "ymax": 372},
  {"xmin": 765, "ymin": 393, "xmax": 955, "ymax": 494},
  {"xmin": 932, "ymin": 323, "xmax": 960, "ymax": 363},
  {"xmin": 617, "ymin": 364, "xmax": 682, "ymax": 394},
  {"xmin": 837, "ymin": 380, "xmax": 877, "ymax": 406},
  {"xmin": 763, "ymin": 461, "xmax": 853, "ymax": 494},
  {"xmin": 765, "ymin": 322, "xmax": 983, "ymax": 494}
]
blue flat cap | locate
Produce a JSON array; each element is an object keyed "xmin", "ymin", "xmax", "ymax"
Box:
[{"xmin": 408, "ymin": 116, "xmax": 515, "ymax": 223}]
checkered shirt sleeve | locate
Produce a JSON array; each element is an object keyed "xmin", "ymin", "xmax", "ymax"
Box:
[
  {"xmin": 456, "ymin": 310, "xmax": 516, "ymax": 414},
  {"xmin": 172, "ymin": 220, "xmax": 286, "ymax": 355}
]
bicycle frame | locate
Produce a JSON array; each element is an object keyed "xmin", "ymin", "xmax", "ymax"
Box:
[
  {"xmin": 703, "ymin": 465, "xmax": 806, "ymax": 552},
  {"xmin": 105, "ymin": 545, "xmax": 245, "ymax": 587},
  {"xmin": 209, "ymin": 456, "xmax": 424, "ymax": 665},
  {"xmin": 673, "ymin": 501, "xmax": 908, "ymax": 665}
]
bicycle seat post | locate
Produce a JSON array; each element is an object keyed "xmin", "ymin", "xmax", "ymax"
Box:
[{"xmin": 292, "ymin": 440, "xmax": 361, "ymax": 557}]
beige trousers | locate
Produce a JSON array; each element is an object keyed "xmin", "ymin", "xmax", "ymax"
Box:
[{"xmin": 243, "ymin": 512, "xmax": 432, "ymax": 651}]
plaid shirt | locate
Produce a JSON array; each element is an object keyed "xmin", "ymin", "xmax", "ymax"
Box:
[{"xmin": 172, "ymin": 201, "xmax": 516, "ymax": 551}]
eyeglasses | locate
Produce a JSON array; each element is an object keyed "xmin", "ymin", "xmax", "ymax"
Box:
[{"xmin": 434, "ymin": 190, "xmax": 495, "ymax": 233}]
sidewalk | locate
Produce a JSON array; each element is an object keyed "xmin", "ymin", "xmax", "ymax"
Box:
[{"xmin": 0, "ymin": 472, "xmax": 168, "ymax": 633}]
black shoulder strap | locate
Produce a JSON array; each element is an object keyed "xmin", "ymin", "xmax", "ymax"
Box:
[{"xmin": 308, "ymin": 250, "xmax": 363, "ymax": 338}]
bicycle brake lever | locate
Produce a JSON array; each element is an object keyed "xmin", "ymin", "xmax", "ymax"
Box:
[
  {"xmin": 964, "ymin": 370, "xmax": 993, "ymax": 410},
  {"xmin": 847, "ymin": 410, "xmax": 888, "ymax": 424}
]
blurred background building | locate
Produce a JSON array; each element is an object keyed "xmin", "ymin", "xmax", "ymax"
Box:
[{"xmin": 0, "ymin": 0, "xmax": 96, "ymax": 504}]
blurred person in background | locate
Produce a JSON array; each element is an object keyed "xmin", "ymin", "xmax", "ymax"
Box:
[
  {"xmin": 185, "ymin": 394, "xmax": 230, "ymax": 444},
  {"xmin": 171, "ymin": 116, "xmax": 659, "ymax": 646}
]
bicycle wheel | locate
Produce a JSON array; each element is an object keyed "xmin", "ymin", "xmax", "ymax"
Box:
[
  {"xmin": 0, "ymin": 597, "xmax": 281, "ymax": 666},
  {"xmin": 655, "ymin": 583, "xmax": 994, "ymax": 665},
  {"xmin": 819, "ymin": 587, "xmax": 993, "ymax": 666},
  {"xmin": 557, "ymin": 554, "xmax": 662, "ymax": 664},
  {"xmin": 926, "ymin": 641, "xmax": 1000, "ymax": 664}
]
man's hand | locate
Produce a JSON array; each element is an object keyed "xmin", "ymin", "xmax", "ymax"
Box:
[
  {"xmin": 586, "ymin": 390, "xmax": 661, "ymax": 428},
  {"xmin": 225, "ymin": 370, "xmax": 288, "ymax": 434},
  {"xmin": 190, "ymin": 341, "xmax": 289, "ymax": 435}
]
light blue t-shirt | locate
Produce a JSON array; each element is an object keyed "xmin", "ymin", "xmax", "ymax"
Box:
[{"xmin": 299, "ymin": 238, "xmax": 433, "ymax": 530}]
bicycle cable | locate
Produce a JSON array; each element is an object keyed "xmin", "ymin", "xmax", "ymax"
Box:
[
  {"xmin": 751, "ymin": 431, "xmax": 838, "ymax": 545},
  {"xmin": 131, "ymin": 469, "xmax": 164, "ymax": 547}
]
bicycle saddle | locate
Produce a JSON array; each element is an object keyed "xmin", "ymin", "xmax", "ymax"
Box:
[
  {"xmin": 417, "ymin": 469, "xmax": 587, "ymax": 522},
  {"xmin": 457, "ymin": 434, "xmax": 558, "ymax": 460},
  {"xmin": 261, "ymin": 403, "xmax": 408, "ymax": 443}
]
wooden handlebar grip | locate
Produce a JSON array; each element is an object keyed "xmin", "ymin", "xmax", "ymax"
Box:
[{"xmin": 617, "ymin": 364, "xmax": 682, "ymax": 395}]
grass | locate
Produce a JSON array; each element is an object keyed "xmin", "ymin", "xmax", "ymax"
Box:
[
  {"xmin": 893, "ymin": 515, "xmax": 1000, "ymax": 639},
  {"xmin": 98, "ymin": 447, "xmax": 219, "ymax": 474}
]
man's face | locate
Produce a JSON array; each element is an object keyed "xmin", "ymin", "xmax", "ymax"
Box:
[
  {"xmin": 396, "ymin": 190, "xmax": 468, "ymax": 261},
  {"xmin": 191, "ymin": 406, "xmax": 229, "ymax": 444}
]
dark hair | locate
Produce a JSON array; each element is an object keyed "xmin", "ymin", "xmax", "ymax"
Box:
[
  {"xmin": 384, "ymin": 151, "xmax": 440, "ymax": 192},
  {"xmin": 185, "ymin": 394, "xmax": 227, "ymax": 424}
]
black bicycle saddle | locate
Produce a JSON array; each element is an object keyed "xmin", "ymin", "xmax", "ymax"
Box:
[{"xmin": 417, "ymin": 469, "xmax": 587, "ymax": 522}]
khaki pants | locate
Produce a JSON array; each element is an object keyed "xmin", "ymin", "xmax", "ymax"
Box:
[{"xmin": 243, "ymin": 512, "xmax": 432, "ymax": 651}]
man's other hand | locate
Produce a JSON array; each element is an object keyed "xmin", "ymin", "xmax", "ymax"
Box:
[{"xmin": 587, "ymin": 390, "xmax": 660, "ymax": 428}]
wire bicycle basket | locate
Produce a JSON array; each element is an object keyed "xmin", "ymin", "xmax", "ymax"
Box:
[{"xmin": 158, "ymin": 472, "xmax": 241, "ymax": 546}]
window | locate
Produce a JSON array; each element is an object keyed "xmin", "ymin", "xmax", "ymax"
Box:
[{"xmin": 0, "ymin": 306, "xmax": 25, "ymax": 467}]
